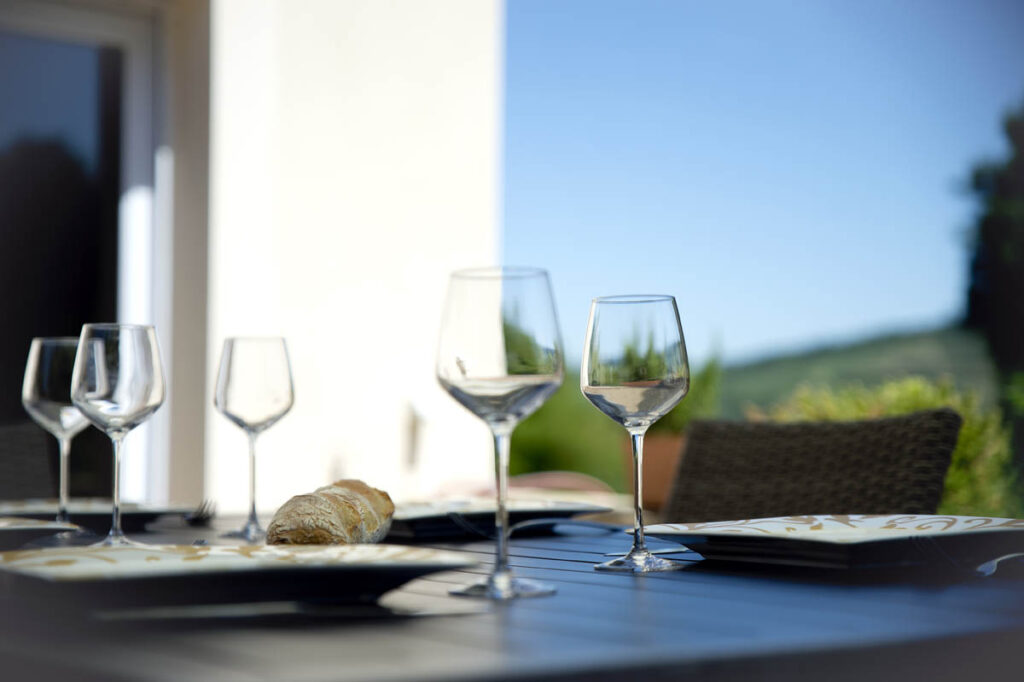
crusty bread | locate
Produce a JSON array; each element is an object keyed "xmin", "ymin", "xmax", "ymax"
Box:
[{"xmin": 266, "ymin": 479, "xmax": 395, "ymax": 545}]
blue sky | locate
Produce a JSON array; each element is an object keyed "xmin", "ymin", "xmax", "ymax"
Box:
[{"xmin": 503, "ymin": 0, "xmax": 1024, "ymax": 367}]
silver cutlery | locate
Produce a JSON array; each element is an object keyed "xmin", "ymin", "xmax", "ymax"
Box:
[
  {"xmin": 975, "ymin": 552, "xmax": 1024, "ymax": 577},
  {"xmin": 185, "ymin": 499, "xmax": 216, "ymax": 527}
]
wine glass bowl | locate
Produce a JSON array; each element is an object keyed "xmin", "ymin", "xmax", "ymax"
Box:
[
  {"xmin": 22, "ymin": 337, "xmax": 90, "ymax": 526},
  {"xmin": 437, "ymin": 266, "xmax": 564, "ymax": 599},
  {"xmin": 581, "ymin": 295, "xmax": 689, "ymax": 572},
  {"xmin": 71, "ymin": 324, "xmax": 165, "ymax": 546},
  {"xmin": 214, "ymin": 337, "xmax": 294, "ymax": 543}
]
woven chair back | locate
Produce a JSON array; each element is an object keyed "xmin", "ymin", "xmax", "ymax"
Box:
[
  {"xmin": 663, "ymin": 408, "xmax": 962, "ymax": 523},
  {"xmin": 0, "ymin": 421, "xmax": 56, "ymax": 500}
]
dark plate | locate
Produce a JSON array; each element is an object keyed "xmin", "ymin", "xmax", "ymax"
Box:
[
  {"xmin": 0, "ymin": 500, "xmax": 191, "ymax": 533},
  {"xmin": 0, "ymin": 543, "xmax": 477, "ymax": 609},
  {"xmin": 0, "ymin": 518, "xmax": 80, "ymax": 551},
  {"xmin": 388, "ymin": 499, "xmax": 611, "ymax": 540},
  {"xmin": 645, "ymin": 514, "xmax": 1024, "ymax": 569}
]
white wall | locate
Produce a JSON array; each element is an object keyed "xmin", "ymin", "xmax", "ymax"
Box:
[
  {"xmin": 0, "ymin": 0, "xmax": 205, "ymax": 506},
  {"xmin": 208, "ymin": 0, "xmax": 501, "ymax": 513}
]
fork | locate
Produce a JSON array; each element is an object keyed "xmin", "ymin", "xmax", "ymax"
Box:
[
  {"xmin": 185, "ymin": 499, "xmax": 216, "ymax": 527},
  {"xmin": 446, "ymin": 513, "xmax": 621, "ymax": 539},
  {"xmin": 975, "ymin": 552, "xmax": 1024, "ymax": 577}
]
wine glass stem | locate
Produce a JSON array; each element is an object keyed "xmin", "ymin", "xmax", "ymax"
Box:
[
  {"xmin": 109, "ymin": 435, "xmax": 125, "ymax": 542},
  {"xmin": 491, "ymin": 426, "xmax": 512, "ymax": 582},
  {"xmin": 57, "ymin": 437, "xmax": 71, "ymax": 523},
  {"xmin": 629, "ymin": 429, "xmax": 649, "ymax": 555},
  {"xmin": 247, "ymin": 432, "xmax": 259, "ymax": 530}
]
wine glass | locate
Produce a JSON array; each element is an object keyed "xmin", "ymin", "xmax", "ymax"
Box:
[
  {"xmin": 581, "ymin": 295, "xmax": 689, "ymax": 572},
  {"xmin": 436, "ymin": 266, "xmax": 564, "ymax": 599},
  {"xmin": 214, "ymin": 337, "xmax": 294, "ymax": 543},
  {"xmin": 71, "ymin": 324, "xmax": 166, "ymax": 547},
  {"xmin": 22, "ymin": 337, "xmax": 90, "ymax": 527}
]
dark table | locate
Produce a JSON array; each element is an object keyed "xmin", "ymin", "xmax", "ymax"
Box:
[{"xmin": 2, "ymin": 515, "xmax": 1022, "ymax": 682}]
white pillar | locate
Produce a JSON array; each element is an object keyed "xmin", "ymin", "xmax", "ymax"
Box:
[{"xmin": 208, "ymin": 0, "xmax": 502, "ymax": 512}]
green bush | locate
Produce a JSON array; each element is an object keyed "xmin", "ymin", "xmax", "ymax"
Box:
[
  {"xmin": 510, "ymin": 372, "xmax": 627, "ymax": 490},
  {"xmin": 510, "ymin": 360, "xmax": 723, "ymax": 492},
  {"xmin": 650, "ymin": 358, "xmax": 723, "ymax": 434},
  {"xmin": 747, "ymin": 377, "xmax": 1022, "ymax": 518},
  {"xmin": 1006, "ymin": 372, "xmax": 1024, "ymax": 416}
]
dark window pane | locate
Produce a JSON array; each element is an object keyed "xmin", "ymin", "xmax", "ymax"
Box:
[{"xmin": 0, "ymin": 30, "xmax": 121, "ymax": 497}]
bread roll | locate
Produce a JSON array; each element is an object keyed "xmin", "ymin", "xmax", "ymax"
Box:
[{"xmin": 266, "ymin": 479, "xmax": 395, "ymax": 545}]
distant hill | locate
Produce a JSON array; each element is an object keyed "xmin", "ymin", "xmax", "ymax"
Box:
[{"xmin": 718, "ymin": 326, "xmax": 998, "ymax": 419}]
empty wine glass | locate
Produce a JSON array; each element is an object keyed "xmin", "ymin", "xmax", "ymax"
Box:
[
  {"xmin": 71, "ymin": 324, "xmax": 166, "ymax": 546},
  {"xmin": 214, "ymin": 337, "xmax": 294, "ymax": 543},
  {"xmin": 581, "ymin": 295, "xmax": 689, "ymax": 572},
  {"xmin": 437, "ymin": 267, "xmax": 564, "ymax": 599},
  {"xmin": 22, "ymin": 337, "xmax": 90, "ymax": 526}
]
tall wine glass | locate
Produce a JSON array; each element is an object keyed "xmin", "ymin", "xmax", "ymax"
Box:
[
  {"xmin": 22, "ymin": 337, "xmax": 89, "ymax": 524},
  {"xmin": 437, "ymin": 267, "xmax": 564, "ymax": 599},
  {"xmin": 71, "ymin": 324, "xmax": 165, "ymax": 546},
  {"xmin": 214, "ymin": 337, "xmax": 294, "ymax": 543},
  {"xmin": 581, "ymin": 295, "xmax": 689, "ymax": 572}
]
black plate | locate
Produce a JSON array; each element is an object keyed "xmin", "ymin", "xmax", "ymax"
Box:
[
  {"xmin": 0, "ymin": 544, "xmax": 476, "ymax": 609},
  {"xmin": 645, "ymin": 514, "xmax": 1024, "ymax": 569},
  {"xmin": 388, "ymin": 500, "xmax": 611, "ymax": 540},
  {"xmin": 0, "ymin": 500, "xmax": 190, "ymax": 533},
  {"xmin": 0, "ymin": 519, "xmax": 80, "ymax": 551}
]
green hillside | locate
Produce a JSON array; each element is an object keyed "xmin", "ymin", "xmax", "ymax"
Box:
[{"xmin": 718, "ymin": 326, "xmax": 998, "ymax": 419}]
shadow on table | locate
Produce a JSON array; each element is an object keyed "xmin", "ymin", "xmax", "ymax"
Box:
[{"xmin": 1, "ymin": 579, "xmax": 489, "ymax": 639}]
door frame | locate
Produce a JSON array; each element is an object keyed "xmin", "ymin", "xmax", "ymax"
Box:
[{"xmin": 0, "ymin": 0, "xmax": 210, "ymax": 504}]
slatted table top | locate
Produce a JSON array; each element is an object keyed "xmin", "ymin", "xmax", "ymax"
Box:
[{"xmin": 1, "ymin": 517, "xmax": 1022, "ymax": 682}]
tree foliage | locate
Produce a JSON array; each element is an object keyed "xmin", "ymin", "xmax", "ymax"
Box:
[
  {"xmin": 965, "ymin": 102, "xmax": 1024, "ymax": 375},
  {"xmin": 648, "ymin": 357, "xmax": 722, "ymax": 434}
]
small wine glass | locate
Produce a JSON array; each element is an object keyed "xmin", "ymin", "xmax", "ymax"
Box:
[
  {"xmin": 22, "ymin": 337, "xmax": 90, "ymax": 531},
  {"xmin": 580, "ymin": 295, "xmax": 689, "ymax": 572},
  {"xmin": 437, "ymin": 266, "xmax": 564, "ymax": 599},
  {"xmin": 71, "ymin": 324, "xmax": 166, "ymax": 547},
  {"xmin": 214, "ymin": 337, "xmax": 294, "ymax": 543}
]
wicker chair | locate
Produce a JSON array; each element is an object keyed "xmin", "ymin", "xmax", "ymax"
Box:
[
  {"xmin": 662, "ymin": 408, "xmax": 962, "ymax": 523},
  {"xmin": 0, "ymin": 421, "xmax": 56, "ymax": 500}
]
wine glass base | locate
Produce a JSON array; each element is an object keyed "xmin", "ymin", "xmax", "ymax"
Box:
[
  {"xmin": 222, "ymin": 527, "xmax": 266, "ymax": 544},
  {"xmin": 596, "ymin": 549, "xmax": 683, "ymax": 573},
  {"xmin": 93, "ymin": 532, "xmax": 147, "ymax": 548},
  {"xmin": 24, "ymin": 529, "xmax": 99, "ymax": 549},
  {"xmin": 450, "ymin": 575, "xmax": 556, "ymax": 600}
]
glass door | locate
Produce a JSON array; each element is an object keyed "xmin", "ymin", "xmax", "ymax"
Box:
[{"xmin": 0, "ymin": 28, "xmax": 122, "ymax": 497}]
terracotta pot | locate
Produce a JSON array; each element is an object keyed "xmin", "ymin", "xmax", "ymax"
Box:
[{"xmin": 621, "ymin": 433, "xmax": 686, "ymax": 511}]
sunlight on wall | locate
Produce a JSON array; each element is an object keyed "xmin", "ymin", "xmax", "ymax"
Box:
[{"xmin": 208, "ymin": 0, "xmax": 502, "ymax": 512}]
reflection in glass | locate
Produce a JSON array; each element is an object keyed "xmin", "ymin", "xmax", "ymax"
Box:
[
  {"xmin": 71, "ymin": 324, "xmax": 165, "ymax": 546},
  {"xmin": 214, "ymin": 337, "xmax": 295, "ymax": 543},
  {"xmin": 22, "ymin": 337, "xmax": 89, "ymax": 524},
  {"xmin": 581, "ymin": 295, "xmax": 689, "ymax": 572},
  {"xmin": 437, "ymin": 267, "xmax": 564, "ymax": 599}
]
